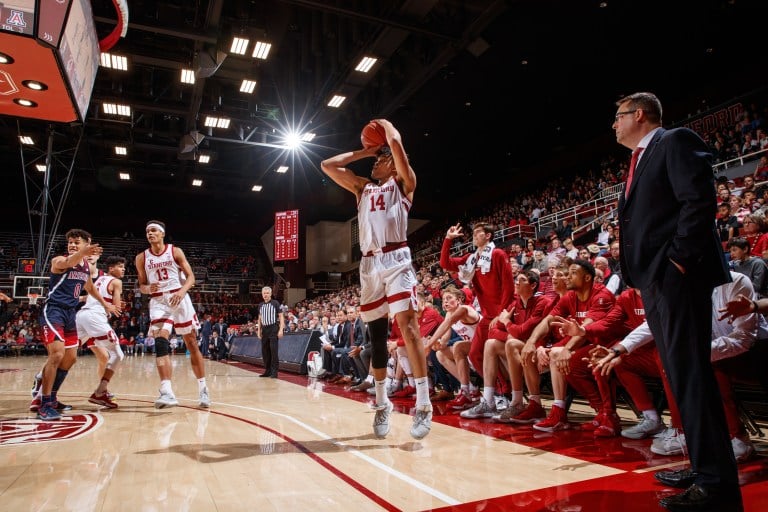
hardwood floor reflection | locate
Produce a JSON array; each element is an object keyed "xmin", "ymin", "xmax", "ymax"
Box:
[{"xmin": 1, "ymin": 354, "xmax": 766, "ymax": 511}]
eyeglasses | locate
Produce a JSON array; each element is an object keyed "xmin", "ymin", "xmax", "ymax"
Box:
[{"xmin": 614, "ymin": 109, "xmax": 638, "ymax": 121}]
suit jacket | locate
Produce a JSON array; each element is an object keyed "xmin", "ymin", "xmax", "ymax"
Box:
[
  {"xmin": 213, "ymin": 321, "xmax": 227, "ymax": 337},
  {"xmin": 618, "ymin": 127, "xmax": 729, "ymax": 290},
  {"xmin": 330, "ymin": 321, "xmax": 350, "ymax": 348},
  {"xmin": 200, "ymin": 319, "xmax": 213, "ymax": 337},
  {"xmin": 352, "ymin": 318, "xmax": 366, "ymax": 347}
]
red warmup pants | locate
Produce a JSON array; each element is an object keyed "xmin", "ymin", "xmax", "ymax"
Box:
[
  {"xmin": 660, "ymin": 351, "xmax": 752, "ymax": 438},
  {"xmin": 613, "ymin": 344, "xmax": 663, "ymax": 411},
  {"xmin": 564, "ymin": 344, "xmax": 605, "ymax": 412},
  {"xmin": 468, "ymin": 318, "xmax": 511, "ymax": 395},
  {"xmin": 468, "ymin": 317, "xmax": 490, "ymax": 380},
  {"xmin": 611, "ymin": 344, "xmax": 682, "ymax": 427}
]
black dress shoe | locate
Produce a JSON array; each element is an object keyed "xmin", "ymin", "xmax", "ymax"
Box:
[
  {"xmin": 270, "ymin": 373, "xmax": 278, "ymax": 378},
  {"xmin": 259, "ymin": 372, "xmax": 273, "ymax": 378},
  {"xmin": 655, "ymin": 468, "xmax": 698, "ymax": 488},
  {"xmin": 659, "ymin": 484, "xmax": 743, "ymax": 511}
]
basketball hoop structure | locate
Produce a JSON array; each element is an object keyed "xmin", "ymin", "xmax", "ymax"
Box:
[{"xmin": 28, "ymin": 293, "xmax": 39, "ymax": 306}]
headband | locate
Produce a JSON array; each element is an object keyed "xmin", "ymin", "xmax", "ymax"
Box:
[{"xmin": 146, "ymin": 223, "xmax": 165, "ymax": 233}]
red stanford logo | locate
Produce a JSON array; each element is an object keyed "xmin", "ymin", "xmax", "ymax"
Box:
[{"xmin": 0, "ymin": 414, "xmax": 103, "ymax": 445}]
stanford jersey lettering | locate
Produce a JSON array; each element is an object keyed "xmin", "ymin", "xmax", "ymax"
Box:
[
  {"xmin": 146, "ymin": 259, "xmax": 174, "ymax": 270},
  {"xmin": 363, "ymin": 184, "xmax": 394, "ymax": 195}
]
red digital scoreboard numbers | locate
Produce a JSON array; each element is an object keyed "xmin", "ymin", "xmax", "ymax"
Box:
[
  {"xmin": 17, "ymin": 258, "xmax": 36, "ymax": 274},
  {"xmin": 274, "ymin": 210, "xmax": 299, "ymax": 261}
]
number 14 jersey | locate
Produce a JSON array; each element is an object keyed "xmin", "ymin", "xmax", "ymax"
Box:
[{"xmin": 357, "ymin": 176, "xmax": 411, "ymax": 254}]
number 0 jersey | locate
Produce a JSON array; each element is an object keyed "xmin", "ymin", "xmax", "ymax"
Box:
[{"xmin": 46, "ymin": 258, "xmax": 90, "ymax": 308}]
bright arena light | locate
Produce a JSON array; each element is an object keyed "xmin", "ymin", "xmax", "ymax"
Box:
[{"xmin": 283, "ymin": 132, "xmax": 302, "ymax": 149}]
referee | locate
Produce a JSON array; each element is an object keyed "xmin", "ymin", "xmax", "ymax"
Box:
[{"xmin": 256, "ymin": 286, "xmax": 284, "ymax": 378}]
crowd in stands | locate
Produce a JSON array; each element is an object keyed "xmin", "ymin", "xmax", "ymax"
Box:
[{"xmin": 0, "ymin": 234, "xmax": 268, "ymax": 282}]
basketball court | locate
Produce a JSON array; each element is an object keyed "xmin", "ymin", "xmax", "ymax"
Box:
[{"xmin": 1, "ymin": 354, "xmax": 766, "ymax": 511}]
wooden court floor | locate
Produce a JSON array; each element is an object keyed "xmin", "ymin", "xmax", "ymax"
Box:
[{"xmin": 1, "ymin": 353, "xmax": 767, "ymax": 511}]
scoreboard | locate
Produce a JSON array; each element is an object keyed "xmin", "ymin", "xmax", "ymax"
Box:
[
  {"xmin": 274, "ymin": 210, "xmax": 299, "ymax": 261},
  {"xmin": 17, "ymin": 258, "xmax": 36, "ymax": 274}
]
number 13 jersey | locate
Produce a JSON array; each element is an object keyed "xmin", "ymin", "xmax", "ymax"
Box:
[{"xmin": 143, "ymin": 244, "xmax": 182, "ymax": 293}]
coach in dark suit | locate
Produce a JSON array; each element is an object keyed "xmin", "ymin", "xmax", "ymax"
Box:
[{"xmin": 615, "ymin": 92, "xmax": 740, "ymax": 511}]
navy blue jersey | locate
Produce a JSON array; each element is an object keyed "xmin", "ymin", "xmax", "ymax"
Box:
[{"xmin": 46, "ymin": 258, "xmax": 90, "ymax": 308}]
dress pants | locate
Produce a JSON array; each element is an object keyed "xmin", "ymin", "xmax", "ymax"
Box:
[
  {"xmin": 261, "ymin": 330, "xmax": 279, "ymax": 375},
  {"xmin": 642, "ymin": 263, "xmax": 738, "ymax": 489}
]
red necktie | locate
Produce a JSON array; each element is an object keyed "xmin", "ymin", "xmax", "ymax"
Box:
[{"xmin": 625, "ymin": 146, "xmax": 643, "ymax": 198}]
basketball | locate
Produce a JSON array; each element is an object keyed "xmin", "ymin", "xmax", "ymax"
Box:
[{"xmin": 360, "ymin": 121, "xmax": 387, "ymax": 149}]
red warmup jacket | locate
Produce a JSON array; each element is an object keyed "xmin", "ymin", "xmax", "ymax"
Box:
[
  {"xmin": 389, "ymin": 306, "xmax": 443, "ymax": 347},
  {"xmin": 548, "ymin": 282, "xmax": 615, "ymax": 348},
  {"xmin": 439, "ymin": 238, "xmax": 514, "ymax": 320},
  {"xmin": 583, "ymin": 288, "xmax": 645, "ymax": 346}
]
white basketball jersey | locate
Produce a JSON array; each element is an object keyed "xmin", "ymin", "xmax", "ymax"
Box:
[
  {"xmin": 451, "ymin": 308, "xmax": 481, "ymax": 343},
  {"xmin": 357, "ymin": 176, "xmax": 411, "ymax": 254},
  {"xmin": 144, "ymin": 244, "xmax": 182, "ymax": 292},
  {"xmin": 81, "ymin": 275, "xmax": 114, "ymax": 311}
]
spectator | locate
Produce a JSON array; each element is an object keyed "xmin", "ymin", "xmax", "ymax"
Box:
[
  {"xmin": 144, "ymin": 333, "xmax": 155, "ymax": 354},
  {"xmin": 741, "ymin": 213, "xmax": 768, "ymax": 258},
  {"xmin": 716, "ymin": 202, "xmax": 739, "ymax": 246},
  {"xmin": 727, "ymin": 238, "xmax": 768, "ymax": 298},
  {"xmin": 606, "ymin": 241, "xmax": 622, "ymax": 276},
  {"xmin": 563, "ymin": 238, "xmax": 579, "ymax": 259},
  {"xmin": 730, "ymin": 195, "xmax": 751, "ymax": 226},
  {"xmin": 586, "ymin": 244, "xmax": 601, "ymax": 261},
  {"xmin": 134, "ymin": 332, "xmax": 146, "ymax": 356},
  {"xmin": 593, "ymin": 256, "xmax": 624, "ymax": 295},
  {"xmin": 346, "ymin": 306, "xmax": 369, "ymax": 386},
  {"xmin": 216, "ymin": 329, "xmax": 230, "ymax": 360},
  {"xmin": 753, "ymin": 156, "xmax": 768, "ymax": 182},
  {"xmin": 199, "ymin": 314, "xmax": 212, "ymax": 358},
  {"xmin": 326, "ymin": 309, "xmax": 352, "ymax": 384},
  {"xmin": 741, "ymin": 175, "xmax": 757, "ymax": 197},
  {"xmin": 596, "ymin": 221, "xmax": 612, "ymax": 247},
  {"xmin": 555, "ymin": 218, "xmax": 573, "ymax": 241},
  {"xmin": 529, "ymin": 250, "xmax": 548, "ymax": 273}
]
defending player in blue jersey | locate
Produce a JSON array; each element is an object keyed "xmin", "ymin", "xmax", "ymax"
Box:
[{"xmin": 36, "ymin": 228, "xmax": 120, "ymax": 420}]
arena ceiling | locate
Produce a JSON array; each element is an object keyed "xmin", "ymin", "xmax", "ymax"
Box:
[{"xmin": 1, "ymin": 0, "xmax": 765, "ymax": 240}]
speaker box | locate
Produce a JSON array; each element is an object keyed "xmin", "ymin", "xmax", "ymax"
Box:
[{"xmin": 229, "ymin": 331, "xmax": 322, "ymax": 374}]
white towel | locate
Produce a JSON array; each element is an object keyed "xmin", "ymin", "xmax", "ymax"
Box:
[{"xmin": 458, "ymin": 242, "xmax": 495, "ymax": 284}]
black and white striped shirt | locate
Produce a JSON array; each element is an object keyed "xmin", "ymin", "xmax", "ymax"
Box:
[{"xmin": 258, "ymin": 299, "xmax": 281, "ymax": 327}]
